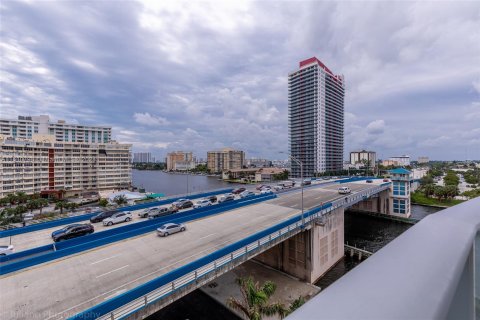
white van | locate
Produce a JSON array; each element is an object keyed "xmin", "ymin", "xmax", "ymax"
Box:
[{"xmin": 338, "ymin": 187, "xmax": 351, "ymax": 194}]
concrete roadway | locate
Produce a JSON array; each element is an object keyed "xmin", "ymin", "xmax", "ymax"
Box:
[
  {"xmin": 0, "ymin": 193, "xmax": 238, "ymax": 252},
  {"xmin": 0, "ymin": 182, "xmax": 383, "ymax": 320},
  {"xmin": 0, "ymin": 202, "xmax": 299, "ymax": 320}
]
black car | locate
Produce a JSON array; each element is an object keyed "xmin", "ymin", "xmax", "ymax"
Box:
[
  {"xmin": 232, "ymin": 187, "xmax": 246, "ymax": 194},
  {"xmin": 366, "ymin": 179, "xmax": 373, "ymax": 183},
  {"xmin": 51, "ymin": 223, "xmax": 94, "ymax": 242},
  {"xmin": 206, "ymin": 195, "xmax": 217, "ymax": 203},
  {"xmin": 90, "ymin": 210, "xmax": 119, "ymax": 223},
  {"xmin": 175, "ymin": 200, "xmax": 193, "ymax": 210}
]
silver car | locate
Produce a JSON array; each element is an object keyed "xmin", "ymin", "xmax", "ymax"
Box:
[
  {"xmin": 156, "ymin": 223, "xmax": 186, "ymax": 237},
  {"xmin": 139, "ymin": 207, "xmax": 160, "ymax": 218},
  {"xmin": 0, "ymin": 245, "xmax": 14, "ymax": 256},
  {"xmin": 103, "ymin": 211, "xmax": 132, "ymax": 226}
]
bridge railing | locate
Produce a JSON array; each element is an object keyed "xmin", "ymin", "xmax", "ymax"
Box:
[
  {"xmin": 288, "ymin": 197, "xmax": 480, "ymax": 320},
  {"xmin": 71, "ymin": 184, "xmax": 390, "ymax": 320},
  {"xmin": 70, "ymin": 202, "xmax": 338, "ymax": 320}
]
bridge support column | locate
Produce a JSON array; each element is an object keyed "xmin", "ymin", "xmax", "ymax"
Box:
[
  {"xmin": 254, "ymin": 207, "xmax": 345, "ymax": 284},
  {"xmin": 350, "ymin": 189, "xmax": 390, "ymax": 215}
]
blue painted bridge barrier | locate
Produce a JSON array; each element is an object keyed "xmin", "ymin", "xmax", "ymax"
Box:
[
  {"xmin": 0, "ymin": 189, "xmax": 233, "ymax": 239},
  {"xmin": 0, "ymin": 194, "xmax": 276, "ymax": 275},
  {"xmin": 69, "ymin": 202, "xmax": 333, "ymax": 320}
]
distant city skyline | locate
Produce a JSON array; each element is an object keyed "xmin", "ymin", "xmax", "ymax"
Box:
[{"xmin": 1, "ymin": 1, "xmax": 479, "ymax": 161}]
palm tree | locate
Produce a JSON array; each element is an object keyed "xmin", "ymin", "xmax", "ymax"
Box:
[
  {"xmin": 55, "ymin": 201, "xmax": 67, "ymax": 215},
  {"xmin": 6, "ymin": 193, "xmax": 17, "ymax": 206},
  {"xmin": 26, "ymin": 199, "xmax": 40, "ymax": 213},
  {"xmin": 113, "ymin": 195, "xmax": 128, "ymax": 206},
  {"xmin": 37, "ymin": 198, "xmax": 49, "ymax": 214},
  {"xmin": 98, "ymin": 198, "xmax": 109, "ymax": 207},
  {"xmin": 15, "ymin": 192, "xmax": 28, "ymax": 204},
  {"xmin": 227, "ymin": 277, "xmax": 304, "ymax": 320}
]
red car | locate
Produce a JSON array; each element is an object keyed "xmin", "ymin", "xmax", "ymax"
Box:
[{"xmin": 232, "ymin": 187, "xmax": 246, "ymax": 194}]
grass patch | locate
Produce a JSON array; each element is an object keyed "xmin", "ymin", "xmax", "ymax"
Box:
[{"xmin": 411, "ymin": 192, "xmax": 464, "ymax": 207}]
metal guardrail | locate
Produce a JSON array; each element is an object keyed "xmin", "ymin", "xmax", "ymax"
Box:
[
  {"xmin": 70, "ymin": 184, "xmax": 391, "ymax": 320},
  {"xmin": 288, "ymin": 196, "xmax": 480, "ymax": 320}
]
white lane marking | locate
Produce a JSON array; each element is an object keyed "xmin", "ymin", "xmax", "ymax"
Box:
[
  {"xmin": 46, "ymin": 201, "xmax": 312, "ymax": 318},
  {"xmin": 90, "ymin": 254, "xmax": 121, "ymax": 265},
  {"xmin": 103, "ymin": 289, "xmax": 127, "ymax": 300},
  {"xmin": 198, "ymin": 233, "xmax": 216, "ymax": 240},
  {"xmin": 95, "ymin": 265, "xmax": 129, "ymax": 279}
]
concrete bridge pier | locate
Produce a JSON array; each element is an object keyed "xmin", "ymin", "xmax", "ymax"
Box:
[
  {"xmin": 350, "ymin": 189, "xmax": 390, "ymax": 215},
  {"xmin": 254, "ymin": 207, "xmax": 345, "ymax": 284}
]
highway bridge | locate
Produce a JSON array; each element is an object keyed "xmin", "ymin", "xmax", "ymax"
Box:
[{"xmin": 0, "ymin": 179, "xmax": 390, "ymax": 320}]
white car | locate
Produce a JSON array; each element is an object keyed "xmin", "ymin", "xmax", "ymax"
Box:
[
  {"xmin": 239, "ymin": 190, "xmax": 255, "ymax": 198},
  {"xmin": 274, "ymin": 185, "xmax": 284, "ymax": 191},
  {"xmin": 0, "ymin": 245, "xmax": 14, "ymax": 256},
  {"xmin": 338, "ymin": 187, "xmax": 351, "ymax": 194},
  {"xmin": 157, "ymin": 223, "xmax": 186, "ymax": 237},
  {"xmin": 103, "ymin": 211, "xmax": 132, "ymax": 226},
  {"xmin": 139, "ymin": 207, "xmax": 160, "ymax": 218},
  {"xmin": 193, "ymin": 199, "xmax": 212, "ymax": 209},
  {"xmin": 260, "ymin": 188, "xmax": 273, "ymax": 194}
]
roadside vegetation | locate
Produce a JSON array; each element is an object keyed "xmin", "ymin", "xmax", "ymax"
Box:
[
  {"xmin": 413, "ymin": 166, "xmax": 480, "ymax": 207},
  {"xmin": 0, "ymin": 192, "xmax": 80, "ymax": 226},
  {"xmin": 227, "ymin": 277, "xmax": 305, "ymax": 320},
  {"xmin": 132, "ymin": 162, "xmax": 166, "ymax": 170}
]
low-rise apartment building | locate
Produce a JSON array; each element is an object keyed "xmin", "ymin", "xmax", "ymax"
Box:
[
  {"xmin": 350, "ymin": 150, "xmax": 376, "ymax": 168},
  {"xmin": 207, "ymin": 148, "xmax": 245, "ymax": 173},
  {"xmin": 166, "ymin": 151, "xmax": 194, "ymax": 171},
  {"xmin": 0, "ymin": 134, "xmax": 131, "ymax": 198}
]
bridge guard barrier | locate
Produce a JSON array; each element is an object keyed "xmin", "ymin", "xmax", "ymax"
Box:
[
  {"xmin": 0, "ymin": 194, "xmax": 276, "ymax": 275},
  {"xmin": 0, "ymin": 189, "xmax": 233, "ymax": 239},
  {"xmin": 69, "ymin": 202, "xmax": 333, "ymax": 320}
]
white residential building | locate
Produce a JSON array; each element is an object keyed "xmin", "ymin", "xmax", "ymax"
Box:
[
  {"xmin": 388, "ymin": 155, "xmax": 410, "ymax": 166},
  {"xmin": 288, "ymin": 57, "xmax": 345, "ymax": 177},
  {"xmin": 0, "ymin": 115, "xmax": 111, "ymax": 143},
  {"xmin": 0, "ymin": 134, "xmax": 131, "ymax": 198}
]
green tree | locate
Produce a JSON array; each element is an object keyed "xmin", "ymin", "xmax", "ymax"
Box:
[
  {"xmin": 423, "ymin": 184, "xmax": 435, "ymax": 198},
  {"xmin": 443, "ymin": 171, "xmax": 459, "ymax": 186},
  {"xmin": 6, "ymin": 193, "xmax": 17, "ymax": 206},
  {"xmin": 26, "ymin": 199, "xmax": 40, "ymax": 213},
  {"xmin": 99, "ymin": 198, "xmax": 109, "ymax": 207},
  {"xmin": 444, "ymin": 185, "xmax": 459, "ymax": 199},
  {"xmin": 55, "ymin": 201, "xmax": 68, "ymax": 215},
  {"xmin": 0, "ymin": 197, "xmax": 10, "ymax": 207},
  {"xmin": 434, "ymin": 186, "xmax": 447, "ymax": 200},
  {"xmin": 227, "ymin": 277, "xmax": 304, "ymax": 320},
  {"xmin": 113, "ymin": 195, "xmax": 128, "ymax": 206},
  {"xmin": 37, "ymin": 198, "xmax": 49, "ymax": 214},
  {"xmin": 66, "ymin": 202, "xmax": 79, "ymax": 212},
  {"xmin": 420, "ymin": 175, "xmax": 434, "ymax": 186},
  {"xmin": 15, "ymin": 192, "xmax": 29, "ymax": 204}
]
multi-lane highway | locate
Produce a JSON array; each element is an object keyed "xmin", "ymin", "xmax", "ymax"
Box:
[
  {"xmin": 0, "ymin": 193, "xmax": 237, "ymax": 252},
  {"xmin": 0, "ymin": 180, "xmax": 384, "ymax": 320}
]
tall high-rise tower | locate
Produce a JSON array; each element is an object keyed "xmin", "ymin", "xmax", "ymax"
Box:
[{"xmin": 288, "ymin": 57, "xmax": 345, "ymax": 177}]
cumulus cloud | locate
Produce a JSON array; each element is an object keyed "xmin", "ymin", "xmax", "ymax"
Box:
[
  {"xmin": 1, "ymin": 1, "xmax": 479, "ymax": 160},
  {"xmin": 366, "ymin": 120, "xmax": 386, "ymax": 135},
  {"xmin": 133, "ymin": 112, "xmax": 169, "ymax": 126}
]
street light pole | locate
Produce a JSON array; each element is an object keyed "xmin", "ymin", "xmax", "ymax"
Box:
[
  {"xmin": 186, "ymin": 168, "xmax": 189, "ymax": 196},
  {"xmin": 281, "ymin": 151, "xmax": 304, "ymax": 228}
]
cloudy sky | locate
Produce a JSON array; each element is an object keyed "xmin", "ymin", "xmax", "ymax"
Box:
[{"xmin": 1, "ymin": 1, "xmax": 479, "ymax": 161}]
